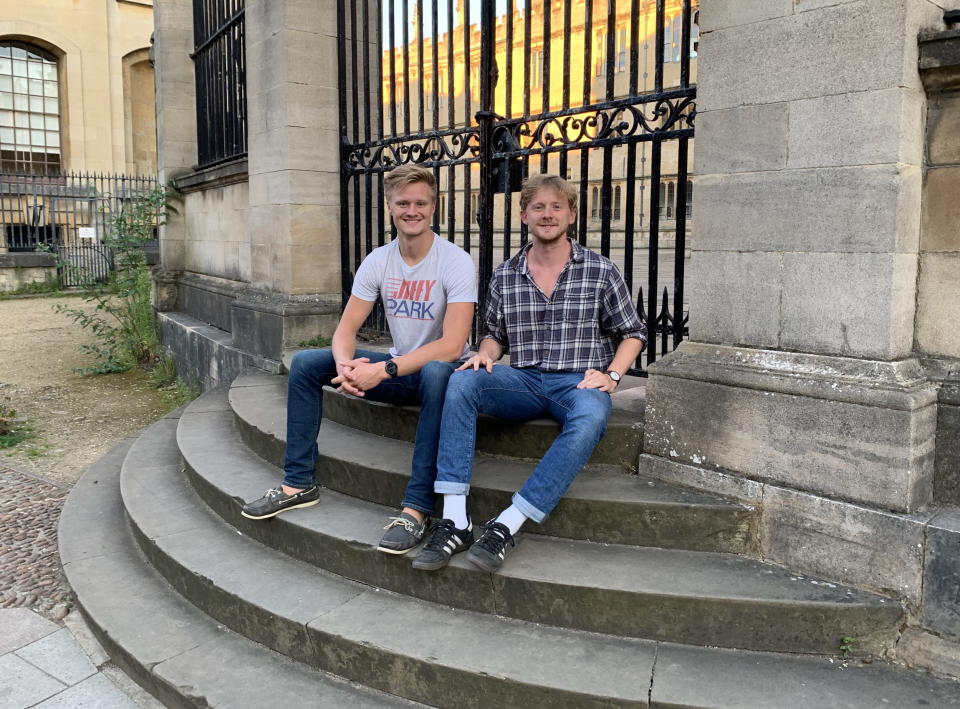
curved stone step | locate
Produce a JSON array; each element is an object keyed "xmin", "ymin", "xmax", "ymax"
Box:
[
  {"xmin": 231, "ymin": 368, "xmax": 644, "ymax": 469},
  {"xmin": 176, "ymin": 389, "xmax": 904, "ymax": 655},
  {"xmin": 227, "ymin": 375, "xmax": 756, "ymax": 553},
  {"xmin": 57, "ymin": 433, "xmax": 426, "ymax": 709}
]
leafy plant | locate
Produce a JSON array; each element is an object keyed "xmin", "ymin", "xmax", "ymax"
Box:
[
  {"xmin": 149, "ymin": 354, "xmax": 200, "ymax": 409},
  {"xmin": 839, "ymin": 635, "xmax": 856, "ymax": 658},
  {"xmin": 0, "ymin": 405, "xmax": 34, "ymax": 449},
  {"xmin": 298, "ymin": 335, "xmax": 332, "ymax": 348},
  {"xmin": 54, "ymin": 186, "xmax": 168, "ymax": 374}
]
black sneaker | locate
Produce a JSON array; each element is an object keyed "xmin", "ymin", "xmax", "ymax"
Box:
[
  {"xmin": 467, "ymin": 520, "xmax": 516, "ymax": 572},
  {"xmin": 377, "ymin": 511, "xmax": 430, "ymax": 555},
  {"xmin": 411, "ymin": 519, "xmax": 473, "ymax": 571},
  {"xmin": 241, "ymin": 485, "xmax": 320, "ymax": 520}
]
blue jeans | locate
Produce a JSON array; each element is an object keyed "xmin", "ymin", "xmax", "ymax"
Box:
[
  {"xmin": 283, "ymin": 348, "xmax": 457, "ymax": 514},
  {"xmin": 435, "ymin": 366, "xmax": 611, "ymax": 523}
]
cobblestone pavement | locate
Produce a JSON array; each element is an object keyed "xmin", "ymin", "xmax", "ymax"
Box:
[{"xmin": 0, "ymin": 464, "xmax": 71, "ymax": 619}]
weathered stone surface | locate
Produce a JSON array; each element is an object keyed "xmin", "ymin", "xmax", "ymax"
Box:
[
  {"xmin": 30, "ymin": 673, "xmax": 140, "ymax": 709},
  {"xmin": 637, "ymin": 453, "xmax": 764, "ymax": 505},
  {"xmin": 915, "ymin": 253, "xmax": 960, "ymax": 359},
  {"xmin": 694, "ymin": 103, "xmax": 788, "ymax": 174},
  {"xmin": 761, "ymin": 485, "xmax": 928, "ymax": 604},
  {"xmin": 922, "ymin": 166, "xmax": 960, "ymax": 252},
  {"xmin": 896, "ymin": 628, "xmax": 960, "ymax": 680},
  {"xmin": 780, "ymin": 252, "xmax": 917, "ymax": 360},
  {"xmin": 687, "ymin": 250, "xmax": 782, "ymax": 348},
  {"xmin": 0, "ymin": 608, "xmax": 59, "ymax": 655},
  {"xmin": 699, "ymin": 0, "xmax": 923, "ymax": 110},
  {"xmin": 644, "ymin": 343, "xmax": 939, "ymax": 512},
  {"xmin": 16, "ymin": 629, "xmax": 98, "ymax": 687},
  {"xmin": 787, "ymin": 88, "xmax": 925, "ymax": 169},
  {"xmin": 935, "ymin": 384, "xmax": 960, "ymax": 504},
  {"xmin": 698, "ymin": 0, "xmax": 793, "ymax": 32},
  {"xmin": 0, "ymin": 653, "xmax": 66, "ymax": 708},
  {"xmin": 923, "ymin": 510, "xmax": 960, "ymax": 638},
  {"xmin": 693, "ymin": 165, "xmax": 921, "ymax": 255},
  {"xmin": 927, "ymin": 91, "xmax": 960, "ymax": 165}
]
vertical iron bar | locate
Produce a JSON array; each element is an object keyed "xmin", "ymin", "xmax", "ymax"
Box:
[
  {"xmin": 623, "ymin": 141, "xmax": 637, "ymax": 294},
  {"xmin": 604, "ymin": 0, "xmax": 615, "ymax": 100},
  {"xmin": 646, "ymin": 138, "xmax": 662, "ymax": 368},
  {"xmin": 679, "ymin": 0, "xmax": 692, "ymax": 89},
  {"xmin": 628, "ymin": 0, "xmax": 639, "ymax": 95},
  {"xmin": 540, "ymin": 0, "xmax": 551, "ymax": 172},
  {"xmin": 337, "ymin": 0, "xmax": 351, "ymax": 305},
  {"xmin": 672, "ymin": 137, "xmax": 689, "ymax": 349},
  {"xmin": 351, "ymin": 0, "xmax": 360, "ymax": 145},
  {"xmin": 389, "ymin": 0, "xmax": 397, "ymax": 135},
  {"xmin": 402, "ymin": 0, "xmax": 410, "ymax": 134},
  {"xmin": 600, "ymin": 146, "xmax": 612, "ymax": 257},
  {"xmin": 654, "ymin": 0, "xmax": 664, "ymax": 92},
  {"xmin": 417, "ymin": 0, "xmax": 425, "ymax": 133}
]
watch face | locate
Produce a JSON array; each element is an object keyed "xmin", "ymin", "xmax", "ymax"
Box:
[
  {"xmin": 385, "ymin": 360, "xmax": 398, "ymax": 377},
  {"xmin": 607, "ymin": 370, "xmax": 621, "ymax": 382}
]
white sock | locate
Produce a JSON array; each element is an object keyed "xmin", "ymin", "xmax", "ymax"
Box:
[
  {"xmin": 494, "ymin": 504, "xmax": 527, "ymax": 536},
  {"xmin": 442, "ymin": 494, "xmax": 469, "ymax": 529}
]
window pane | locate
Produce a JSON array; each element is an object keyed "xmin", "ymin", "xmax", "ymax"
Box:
[
  {"xmin": 12, "ymin": 59, "xmax": 26, "ymax": 77},
  {"xmin": 0, "ymin": 91, "xmax": 11, "ymax": 108},
  {"xmin": 0, "ymin": 58, "xmax": 10, "ymax": 74},
  {"xmin": 30, "ymin": 129, "xmax": 44, "ymax": 147},
  {"xmin": 28, "ymin": 79, "xmax": 42, "ymax": 95},
  {"xmin": 42, "ymin": 63, "xmax": 56, "ymax": 80},
  {"xmin": 0, "ymin": 127, "xmax": 12, "ymax": 143},
  {"xmin": 15, "ymin": 128, "xmax": 29, "ymax": 144},
  {"xmin": 44, "ymin": 97, "xmax": 57, "ymax": 113},
  {"xmin": 13, "ymin": 94, "xmax": 27, "ymax": 110},
  {"xmin": 11, "ymin": 46, "xmax": 26, "ymax": 60},
  {"xmin": 46, "ymin": 131, "xmax": 59, "ymax": 148},
  {"xmin": 29, "ymin": 113, "xmax": 43, "ymax": 129},
  {"xmin": 13, "ymin": 77, "xmax": 27, "ymax": 94},
  {"xmin": 44, "ymin": 115, "xmax": 57, "ymax": 129},
  {"xmin": 14, "ymin": 111, "xmax": 29, "ymax": 127},
  {"xmin": 0, "ymin": 77, "xmax": 10, "ymax": 92},
  {"xmin": 0, "ymin": 110, "xmax": 10, "ymax": 126},
  {"xmin": 29, "ymin": 95, "xmax": 43, "ymax": 112},
  {"xmin": 0, "ymin": 46, "xmax": 10, "ymax": 58},
  {"xmin": 27, "ymin": 61, "xmax": 42, "ymax": 79},
  {"xmin": 44, "ymin": 80, "xmax": 57, "ymax": 98}
]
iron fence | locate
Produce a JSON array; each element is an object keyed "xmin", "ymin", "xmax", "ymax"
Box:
[
  {"xmin": 339, "ymin": 0, "xmax": 696, "ymax": 372},
  {"xmin": 0, "ymin": 171, "xmax": 160, "ymax": 286},
  {"xmin": 192, "ymin": 0, "xmax": 248, "ymax": 169}
]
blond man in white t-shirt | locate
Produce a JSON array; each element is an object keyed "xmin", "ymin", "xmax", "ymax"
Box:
[{"xmin": 242, "ymin": 165, "xmax": 477, "ymax": 555}]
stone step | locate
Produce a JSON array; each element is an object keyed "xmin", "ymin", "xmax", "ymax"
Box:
[
  {"xmin": 227, "ymin": 375, "xmax": 755, "ymax": 553},
  {"xmin": 56, "ymin": 431, "xmax": 427, "ymax": 709},
  {"xmin": 231, "ymin": 368, "xmax": 645, "ymax": 469},
  {"xmin": 177, "ymin": 389, "xmax": 904, "ymax": 655}
]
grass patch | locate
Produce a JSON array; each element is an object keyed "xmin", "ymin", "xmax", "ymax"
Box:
[
  {"xmin": 298, "ymin": 335, "xmax": 332, "ymax": 348},
  {"xmin": 0, "ymin": 277, "xmax": 66, "ymax": 300},
  {"xmin": 149, "ymin": 354, "xmax": 200, "ymax": 410},
  {"xmin": 0, "ymin": 405, "xmax": 36, "ymax": 450}
]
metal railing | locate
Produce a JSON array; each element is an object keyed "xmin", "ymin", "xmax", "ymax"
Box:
[
  {"xmin": 339, "ymin": 0, "xmax": 697, "ymax": 372},
  {"xmin": 192, "ymin": 0, "xmax": 248, "ymax": 169},
  {"xmin": 0, "ymin": 171, "xmax": 160, "ymax": 286}
]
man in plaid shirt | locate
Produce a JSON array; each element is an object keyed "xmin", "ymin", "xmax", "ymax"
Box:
[{"xmin": 412, "ymin": 174, "xmax": 647, "ymax": 572}]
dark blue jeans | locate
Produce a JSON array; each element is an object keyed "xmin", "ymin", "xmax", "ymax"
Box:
[
  {"xmin": 283, "ymin": 348, "xmax": 457, "ymax": 514},
  {"xmin": 435, "ymin": 366, "xmax": 611, "ymax": 522}
]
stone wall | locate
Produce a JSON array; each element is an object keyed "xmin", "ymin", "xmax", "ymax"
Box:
[{"xmin": 0, "ymin": 253, "xmax": 57, "ymax": 293}]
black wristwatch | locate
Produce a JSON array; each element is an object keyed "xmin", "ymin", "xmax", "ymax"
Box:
[
  {"xmin": 384, "ymin": 359, "xmax": 399, "ymax": 378},
  {"xmin": 606, "ymin": 370, "xmax": 621, "ymax": 385}
]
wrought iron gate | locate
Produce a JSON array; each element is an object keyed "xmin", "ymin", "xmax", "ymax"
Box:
[{"xmin": 338, "ymin": 0, "xmax": 696, "ymax": 371}]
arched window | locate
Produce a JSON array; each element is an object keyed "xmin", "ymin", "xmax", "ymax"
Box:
[
  {"xmin": 666, "ymin": 182, "xmax": 675, "ymax": 218},
  {"xmin": 613, "ymin": 185, "xmax": 621, "ymax": 221},
  {"xmin": 0, "ymin": 42, "xmax": 61, "ymax": 174},
  {"xmin": 591, "ymin": 186, "xmax": 599, "ymax": 220}
]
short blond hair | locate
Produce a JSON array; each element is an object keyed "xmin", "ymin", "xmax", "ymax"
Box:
[
  {"xmin": 519, "ymin": 174, "xmax": 578, "ymax": 212},
  {"xmin": 383, "ymin": 164, "xmax": 437, "ymax": 202}
]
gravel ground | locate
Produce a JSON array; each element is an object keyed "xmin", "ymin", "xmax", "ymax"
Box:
[{"xmin": 0, "ymin": 294, "xmax": 175, "ymax": 621}]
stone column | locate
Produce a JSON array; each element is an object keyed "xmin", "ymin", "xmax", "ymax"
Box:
[
  {"xmin": 643, "ymin": 0, "xmax": 949, "ymax": 514},
  {"xmin": 233, "ymin": 0, "xmax": 344, "ymax": 358},
  {"xmin": 152, "ymin": 0, "xmax": 197, "ymax": 278}
]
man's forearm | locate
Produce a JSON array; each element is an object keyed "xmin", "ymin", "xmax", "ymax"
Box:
[
  {"xmin": 608, "ymin": 337, "xmax": 644, "ymax": 375},
  {"xmin": 330, "ymin": 328, "xmax": 358, "ymax": 373},
  {"xmin": 391, "ymin": 336, "xmax": 466, "ymax": 376}
]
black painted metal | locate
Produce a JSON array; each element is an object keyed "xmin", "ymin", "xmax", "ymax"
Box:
[
  {"xmin": 192, "ymin": 0, "xmax": 247, "ymax": 169},
  {"xmin": 0, "ymin": 171, "xmax": 159, "ymax": 286},
  {"xmin": 338, "ymin": 0, "xmax": 696, "ymax": 371}
]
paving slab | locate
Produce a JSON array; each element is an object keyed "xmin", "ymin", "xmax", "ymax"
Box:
[
  {"xmin": 0, "ymin": 608, "xmax": 59, "ymax": 655},
  {"xmin": 15, "ymin": 628, "xmax": 97, "ymax": 686},
  {"xmin": 31, "ymin": 673, "xmax": 140, "ymax": 709},
  {"xmin": 0, "ymin": 652, "xmax": 66, "ymax": 709}
]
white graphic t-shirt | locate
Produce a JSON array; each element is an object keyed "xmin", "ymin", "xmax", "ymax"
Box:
[{"xmin": 351, "ymin": 234, "xmax": 477, "ymax": 359}]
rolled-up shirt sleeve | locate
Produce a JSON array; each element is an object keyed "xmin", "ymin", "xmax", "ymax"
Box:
[
  {"xmin": 481, "ymin": 274, "xmax": 508, "ymax": 350},
  {"xmin": 601, "ymin": 267, "xmax": 647, "ymax": 343}
]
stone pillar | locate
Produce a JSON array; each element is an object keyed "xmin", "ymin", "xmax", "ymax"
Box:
[
  {"xmin": 643, "ymin": 0, "xmax": 949, "ymax": 514},
  {"xmin": 152, "ymin": 0, "xmax": 197, "ymax": 275},
  {"xmin": 919, "ymin": 27, "xmax": 960, "ymax": 504}
]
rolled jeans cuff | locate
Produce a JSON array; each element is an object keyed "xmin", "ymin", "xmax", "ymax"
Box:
[
  {"xmin": 434, "ymin": 481, "xmax": 470, "ymax": 495},
  {"xmin": 400, "ymin": 499, "xmax": 435, "ymax": 515},
  {"xmin": 512, "ymin": 492, "xmax": 547, "ymax": 524}
]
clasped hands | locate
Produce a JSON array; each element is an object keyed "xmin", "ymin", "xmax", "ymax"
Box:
[{"xmin": 332, "ymin": 357, "xmax": 388, "ymax": 397}]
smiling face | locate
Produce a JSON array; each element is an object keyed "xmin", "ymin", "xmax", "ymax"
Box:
[
  {"xmin": 520, "ymin": 186, "xmax": 577, "ymax": 245},
  {"xmin": 387, "ymin": 181, "xmax": 436, "ymax": 240}
]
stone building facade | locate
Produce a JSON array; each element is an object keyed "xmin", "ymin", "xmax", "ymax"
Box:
[{"xmin": 153, "ymin": 0, "xmax": 960, "ymax": 677}]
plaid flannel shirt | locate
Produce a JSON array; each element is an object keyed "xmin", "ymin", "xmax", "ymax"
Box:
[{"xmin": 482, "ymin": 238, "xmax": 646, "ymax": 371}]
